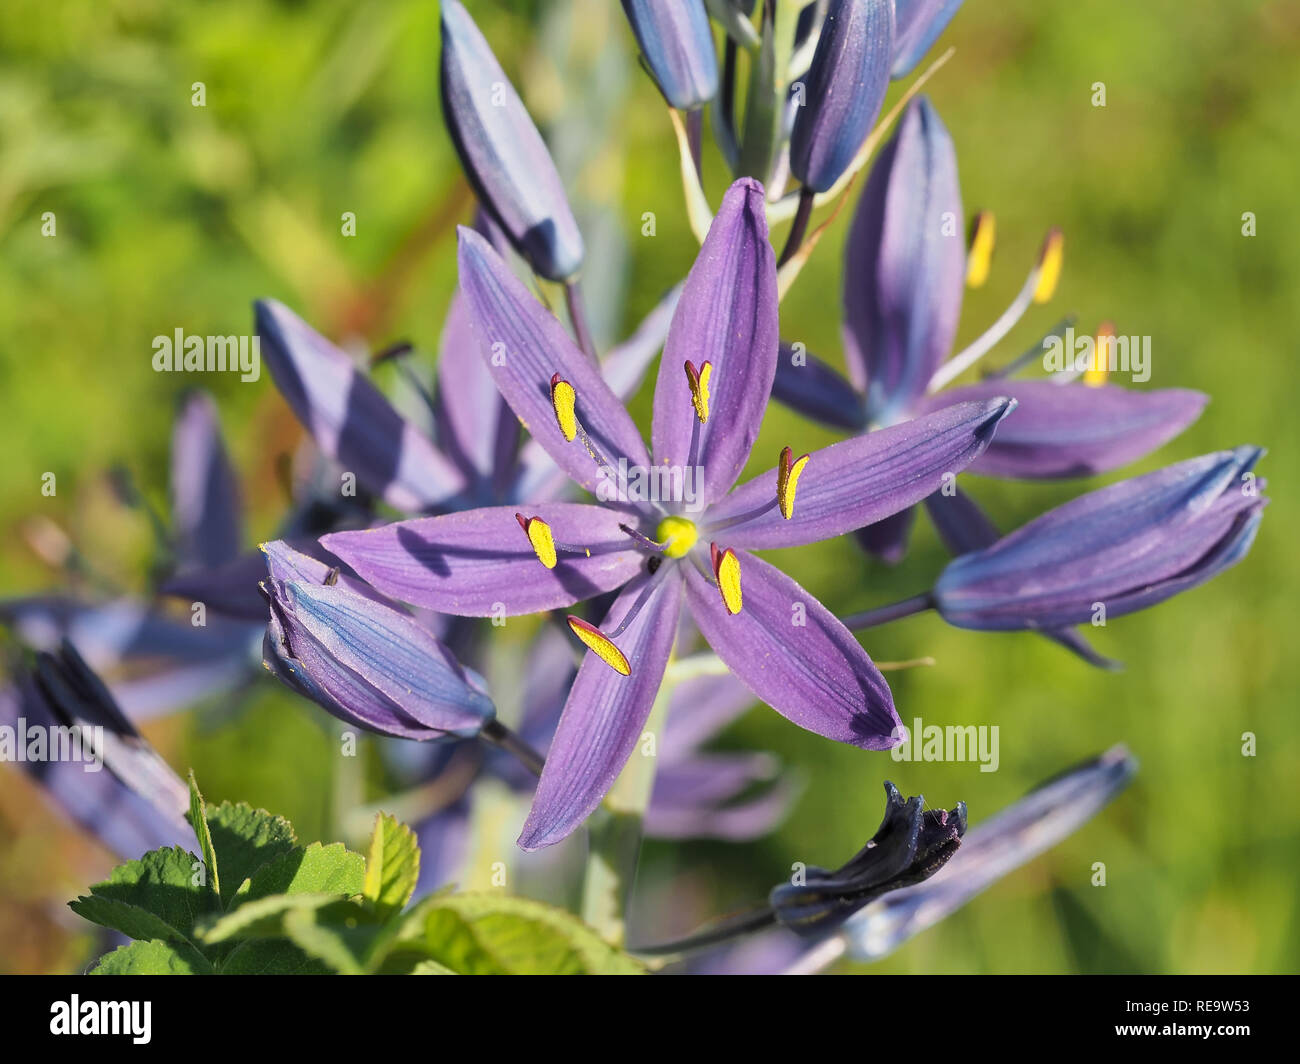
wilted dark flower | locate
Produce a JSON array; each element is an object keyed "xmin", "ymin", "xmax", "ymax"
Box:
[
  {"xmin": 621, "ymin": 0, "xmax": 719, "ymax": 110},
  {"xmin": 769, "ymin": 781, "xmax": 965, "ymax": 934},
  {"xmin": 440, "ymin": 0, "xmax": 585, "ymax": 281},
  {"xmin": 788, "ymin": 0, "xmax": 894, "ymax": 193}
]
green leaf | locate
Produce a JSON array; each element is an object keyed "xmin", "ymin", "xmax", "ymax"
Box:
[
  {"xmin": 70, "ymin": 846, "xmax": 215, "ymax": 942},
  {"xmin": 399, "ymin": 893, "xmax": 645, "ymax": 975},
  {"xmin": 282, "ymin": 906, "xmax": 373, "ymax": 975},
  {"xmin": 362, "ymin": 813, "xmax": 419, "ymax": 917},
  {"xmin": 187, "ymin": 771, "xmax": 221, "ymax": 901},
  {"xmin": 196, "ymin": 892, "xmax": 356, "ymax": 944},
  {"xmin": 217, "ymin": 939, "xmax": 333, "ymax": 975},
  {"xmin": 89, "ymin": 939, "xmax": 211, "ymax": 975},
  {"xmin": 242, "ymin": 842, "xmax": 365, "ymax": 902},
  {"xmin": 205, "ymin": 801, "xmax": 297, "ymax": 906}
]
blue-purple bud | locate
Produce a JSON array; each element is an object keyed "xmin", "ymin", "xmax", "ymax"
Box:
[{"xmin": 621, "ymin": 0, "xmax": 719, "ymax": 111}]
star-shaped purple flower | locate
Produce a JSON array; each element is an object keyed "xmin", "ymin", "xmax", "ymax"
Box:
[{"xmin": 323, "ymin": 178, "xmax": 1015, "ymax": 850}]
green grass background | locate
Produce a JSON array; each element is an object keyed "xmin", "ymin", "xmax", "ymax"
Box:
[{"xmin": 0, "ymin": 0, "xmax": 1295, "ymax": 973}]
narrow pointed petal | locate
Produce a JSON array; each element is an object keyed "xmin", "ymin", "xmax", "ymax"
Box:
[
  {"xmin": 651, "ymin": 179, "xmax": 778, "ymax": 504},
  {"xmin": 621, "ymin": 0, "xmax": 719, "ymax": 110},
  {"xmin": 926, "ymin": 380, "xmax": 1209, "ymax": 479},
  {"xmin": 518, "ymin": 572, "xmax": 683, "ymax": 850},
  {"xmin": 457, "ymin": 229, "xmax": 651, "ymax": 498},
  {"xmin": 321, "ymin": 504, "xmax": 643, "ymax": 616},
  {"xmin": 844, "ymin": 745, "xmax": 1136, "ymax": 961},
  {"xmin": 854, "ymin": 506, "xmax": 917, "ymax": 564},
  {"xmin": 661, "ymin": 672, "xmax": 756, "ymax": 760},
  {"xmin": 789, "ymin": 0, "xmax": 895, "ymax": 193},
  {"xmin": 170, "ymin": 392, "xmax": 242, "ymax": 570},
  {"xmin": 433, "ymin": 289, "xmax": 516, "ymax": 485},
  {"xmin": 891, "ymin": 0, "xmax": 964, "ymax": 77},
  {"xmin": 709, "ymin": 398, "xmax": 1014, "ymax": 550},
  {"xmin": 685, "ymin": 553, "xmax": 900, "ymax": 749},
  {"xmin": 771, "ymin": 344, "xmax": 869, "ymax": 431},
  {"xmin": 440, "ymin": 0, "xmax": 584, "ymax": 281},
  {"xmin": 934, "ymin": 448, "xmax": 1267, "ymax": 629},
  {"xmin": 843, "ymin": 95, "xmax": 964, "ymax": 421},
  {"xmin": 256, "ymin": 299, "xmax": 467, "ymax": 512},
  {"xmin": 646, "ymin": 755, "xmax": 795, "ymax": 841}
]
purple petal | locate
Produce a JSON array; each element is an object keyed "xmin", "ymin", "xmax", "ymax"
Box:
[
  {"xmin": 414, "ymin": 795, "xmax": 474, "ymax": 893},
  {"xmin": 771, "ymin": 343, "xmax": 869, "ymax": 431},
  {"xmin": 321, "ymin": 504, "xmax": 643, "ymax": 616},
  {"xmin": 892, "ymin": 0, "xmax": 964, "ymax": 77},
  {"xmin": 457, "ymin": 229, "xmax": 651, "ymax": 498},
  {"xmin": 440, "ymin": 0, "xmax": 584, "ymax": 281},
  {"xmin": 518, "ymin": 571, "xmax": 683, "ymax": 850},
  {"xmin": 620, "ymin": 0, "xmax": 719, "ymax": 110},
  {"xmin": 433, "ymin": 289, "xmax": 517, "ymax": 486},
  {"xmin": 854, "ymin": 506, "xmax": 917, "ymax": 565},
  {"xmin": 789, "ymin": 0, "xmax": 895, "ymax": 193},
  {"xmin": 925, "ymin": 380, "xmax": 1208, "ymax": 479},
  {"xmin": 159, "ymin": 548, "xmax": 282, "ymax": 621},
  {"xmin": 661, "ymin": 672, "xmax": 756, "ymax": 761},
  {"xmin": 256, "ymin": 299, "xmax": 467, "ymax": 512},
  {"xmin": 684, "ymin": 553, "xmax": 899, "ymax": 749},
  {"xmin": 651, "ymin": 179, "xmax": 778, "ymax": 505},
  {"xmin": 170, "ymin": 391, "xmax": 242, "ymax": 570},
  {"xmin": 934, "ymin": 447, "xmax": 1266, "ymax": 629},
  {"xmin": 600, "ymin": 283, "xmax": 682, "ymax": 400},
  {"xmin": 708, "ymin": 397, "xmax": 1014, "ymax": 549},
  {"xmin": 646, "ymin": 756, "xmax": 796, "ymax": 841},
  {"xmin": 843, "ymin": 95, "xmax": 964, "ymax": 421}
]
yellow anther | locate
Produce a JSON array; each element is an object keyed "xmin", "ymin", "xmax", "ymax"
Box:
[
  {"xmin": 777, "ymin": 446, "xmax": 810, "ymax": 521},
  {"xmin": 966, "ymin": 211, "xmax": 996, "ymax": 288},
  {"xmin": 516, "ymin": 513, "xmax": 557, "ymax": 569},
  {"xmin": 656, "ymin": 516, "xmax": 699, "ymax": 559},
  {"xmin": 566, "ymin": 616, "xmax": 631, "ymax": 676},
  {"xmin": 684, "ymin": 360, "xmax": 713, "ymax": 423},
  {"xmin": 1033, "ymin": 228, "xmax": 1064, "ymax": 304},
  {"xmin": 711, "ymin": 543, "xmax": 743, "ymax": 616},
  {"xmin": 1085, "ymin": 322, "xmax": 1115, "ymax": 387},
  {"xmin": 550, "ymin": 373, "xmax": 577, "ymax": 442}
]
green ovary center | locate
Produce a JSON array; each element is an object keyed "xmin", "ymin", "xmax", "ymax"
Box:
[{"xmin": 657, "ymin": 516, "xmax": 698, "ymax": 559}]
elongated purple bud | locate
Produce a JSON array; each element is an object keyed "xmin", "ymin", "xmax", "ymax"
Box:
[
  {"xmin": 789, "ymin": 0, "xmax": 894, "ymax": 193},
  {"xmin": 892, "ymin": 0, "xmax": 964, "ymax": 78},
  {"xmin": 440, "ymin": 0, "xmax": 584, "ymax": 281},
  {"xmin": 934, "ymin": 447, "xmax": 1267, "ymax": 630},
  {"xmin": 621, "ymin": 0, "xmax": 719, "ymax": 110}
]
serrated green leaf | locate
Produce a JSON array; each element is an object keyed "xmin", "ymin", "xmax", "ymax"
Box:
[
  {"xmin": 67, "ymin": 896, "xmax": 201, "ymax": 953},
  {"xmin": 362, "ymin": 813, "xmax": 419, "ymax": 917},
  {"xmin": 204, "ymin": 801, "xmax": 297, "ymax": 906},
  {"xmin": 89, "ymin": 939, "xmax": 211, "ymax": 975},
  {"xmin": 196, "ymin": 892, "xmax": 355, "ymax": 944},
  {"xmin": 282, "ymin": 906, "xmax": 372, "ymax": 975},
  {"xmin": 241, "ymin": 842, "xmax": 365, "ymax": 902},
  {"xmin": 187, "ymin": 771, "xmax": 221, "ymax": 901},
  {"xmin": 70, "ymin": 846, "xmax": 216, "ymax": 942},
  {"xmin": 401, "ymin": 893, "xmax": 645, "ymax": 975},
  {"xmin": 217, "ymin": 939, "xmax": 333, "ymax": 975}
]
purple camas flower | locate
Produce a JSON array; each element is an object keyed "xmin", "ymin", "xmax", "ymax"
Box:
[
  {"xmin": 774, "ymin": 95, "xmax": 1208, "ymax": 563},
  {"xmin": 322, "ymin": 178, "xmax": 1015, "ymax": 850}
]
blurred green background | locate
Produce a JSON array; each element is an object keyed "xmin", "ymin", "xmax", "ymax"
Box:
[{"xmin": 1, "ymin": 0, "xmax": 1296, "ymax": 974}]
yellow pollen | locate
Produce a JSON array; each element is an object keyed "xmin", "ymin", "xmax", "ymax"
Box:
[
  {"xmin": 1033, "ymin": 228, "xmax": 1064, "ymax": 304},
  {"xmin": 777, "ymin": 446, "xmax": 810, "ymax": 521},
  {"xmin": 517, "ymin": 513, "xmax": 557, "ymax": 569},
  {"xmin": 711, "ymin": 544, "xmax": 742, "ymax": 615},
  {"xmin": 685, "ymin": 360, "xmax": 712, "ymax": 423},
  {"xmin": 550, "ymin": 374, "xmax": 577, "ymax": 442},
  {"xmin": 656, "ymin": 516, "xmax": 698, "ymax": 559},
  {"xmin": 966, "ymin": 211, "xmax": 996, "ymax": 288},
  {"xmin": 566, "ymin": 616, "xmax": 631, "ymax": 676},
  {"xmin": 1085, "ymin": 322, "xmax": 1115, "ymax": 387}
]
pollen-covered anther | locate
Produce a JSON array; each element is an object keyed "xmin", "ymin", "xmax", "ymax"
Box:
[
  {"xmin": 1033, "ymin": 228, "xmax": 1065, "ymax": 304},
  {"xmin": 710, "ymin": 542, "xmax": 743, "ymax": 616},
  {"xmin": 966, "ymin": 211, "xmax": 996, "ymax": 289},
  {"xmin": 684, "ymin": 360, "xmax": 712, "ymax": 423},
  {"xmin": 566, "ymin": 616, "xmax": 631, "ymax": 676},
  {"xmin": 1085, "ymin": 322, "xmax": 1114, "ymax": 387},
  {"xmin": 550, "ymin": 372, "xmax": 578, "ymax": 442},
  {"xmin": 515, "ymin": 512, "xmax": 558, "ymax": 569},
  {"xmin": 777, "ymin": 446, "xmax": 810, "ymax": 521}
]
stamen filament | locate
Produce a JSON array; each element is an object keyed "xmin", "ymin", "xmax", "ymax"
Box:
[{"xmin": 606, "ymin": 563, "xmax": 672, "ymax": 639}]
